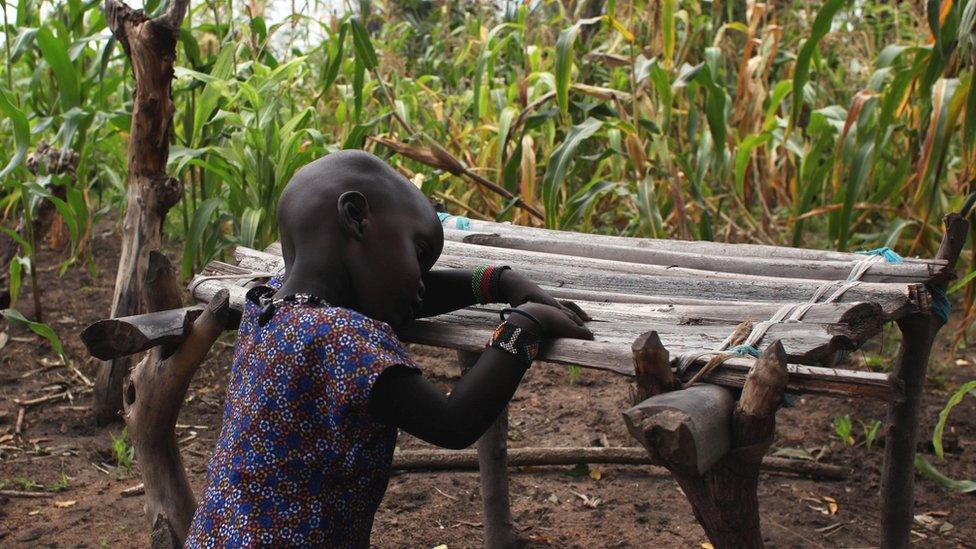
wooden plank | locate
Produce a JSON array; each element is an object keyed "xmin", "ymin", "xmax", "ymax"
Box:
[
  {"xmin": 444, "ymin": 219, "xmax": 945, "ymax": 266},
  {"xmin": 451, "ymin": 231, "xmax": 940, "ymax": 283},
  {"xmin": 205, "ymin": 255, "xmax": 885, "ymax": 338},
  {"xmin": 404, "ymin": 306, "xmax": 872, "ymax": 366},
  {"xmin": 186, "ymin": 275, "xmax": 898, "ymax": 401},
  {"xmin": 235, "ymin": 247, "xmax": 923, "ymax": 318}
]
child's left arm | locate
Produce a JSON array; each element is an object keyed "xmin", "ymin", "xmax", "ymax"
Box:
[{"xmin": 417, "ymin": 268, "xmax": 589, "ymax": 321}]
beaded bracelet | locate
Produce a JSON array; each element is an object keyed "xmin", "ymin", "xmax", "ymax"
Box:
[
  {"xmin": 471, "ymin": 265, "xmax": 511, "ymax": 304},
  {"xmin": 486, "ymin": 321, "xmax": 541, "ymax": 367}
]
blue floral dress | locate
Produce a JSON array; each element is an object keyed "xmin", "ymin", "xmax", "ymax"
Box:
[{"xmin": 185, "ymin": 279, "xmax": 417, "ymax": 548}]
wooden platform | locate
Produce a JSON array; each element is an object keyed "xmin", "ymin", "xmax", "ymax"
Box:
[{"xmin": 187, "ymin": 218, "xmax": 948, "ymax": 403}]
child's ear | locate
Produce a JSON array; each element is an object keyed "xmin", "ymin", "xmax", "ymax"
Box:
[{"xmin": 337, "ymin": 191, "xmax": 370, "ymax": 239}]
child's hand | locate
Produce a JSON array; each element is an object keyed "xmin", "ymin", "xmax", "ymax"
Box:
[
  {"xmin": 508, "ymin": 302, "xmax": 594, "ymax": 340},
  {"xmin": 499, "ymin": 270, "xmax": 591, "ymax": 323}
]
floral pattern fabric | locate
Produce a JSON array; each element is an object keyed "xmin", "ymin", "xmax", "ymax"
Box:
[{"xmin": 186, "ymin": 279, "xmax": 416, "ymax": 548}]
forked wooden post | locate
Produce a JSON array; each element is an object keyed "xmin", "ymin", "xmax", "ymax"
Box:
[
  {"xmin": 881, "ymin": 213, "xmax": 968, "ymax": 548},
  {"xmin": 624, "ymin": 333, "xmax": 788, "ymax": 549},
  {"xmin": 457, "ymin": 350, "xmax": 524, "ymax": 549},
  {"xmin": 120, "ymin": 251, "xmax": 230, "ymax": 546},
  {"xmin": 93, "ymin": 0, "xmax": 191, "ymax": 424}
]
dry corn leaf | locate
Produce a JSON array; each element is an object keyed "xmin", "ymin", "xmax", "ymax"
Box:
[{"xmin": 54, "ymin": 500, "xmax": 76, "ymax": 508}]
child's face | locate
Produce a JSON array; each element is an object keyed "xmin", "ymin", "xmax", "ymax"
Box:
[{"xmin": 348, "ymin": 204, "xmax": 443, "ymax": 329}]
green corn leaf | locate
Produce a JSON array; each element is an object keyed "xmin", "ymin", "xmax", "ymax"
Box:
[
  {"xmin": 916, "ymin": 455, "xmax": 976, "ymax": 493},
  {"xmin": 472, "ymin": 23, "xmax": 516, "ymax": 123},
  {"xmin": 182, "ymin": 198, "xmax": 222, "ymax": 280},
  {"xmin": 322, "ymin": 22, "xmax": 348, "ymax": 92},
  {"xmin": 239, "ymin": 207, "xmax": 263, "ymax": 248},
  {"xmin": 734, "ymin": 133, "xmax": 771, "ymax": 198},
  {"xmin": 541, "ymin": 117, "xmax": 603, "ymax": 228},
  {"xmin": 933, "ymin": 380, "xmax": 976, "ymax": 458},
  {"xmin": 555, "ymin": 16, "xmax": 603, "ymax": 116},
  {"xmin": 948, "ymin": 269, "xmax": 976, "ymax": 294},
  {"xmin": 497, "ymin": 106, "xmax": 516, "ymax": 174},
  {"xmin": 691, "ymin": 64, "xmax": 727, "ymax": 150},
  {"xmin": 0, "ymin": 88, "xmax": 29, "ymax": 178},
  {"xmin": 10, "ymin": 27, "xmax": 38, "ymax": 63},
  {"xmin": 1, "ymin": 308, "xmax": 67, "ymax": 361},
  {"xmin": 763, "ymin": 80, "xmax": 792, "ymax": 131},
  {"xmin": 36, "ymin": 27, "xmax": 81, "ymax": 111},
  {"xmin": 791, "ymin": 0, "xmax": 847, "ymax": 131},
  {"xmin": 0, "ymin": 226, "xmax": 30, "ymax": 253},
  {"xmin": 8, "ymin": 256, "xmax": 22, "ymax": 305},
  {"xmin": 350, "ymin": 16, "xmax": 378, "ymax": 70},
  {"xmin": 662, "ymin": 0, "xmax": 675, "ymax": 68},
  {"xmin": 353, "ymin": 57, "xmax": 365, "ymax": 122}
]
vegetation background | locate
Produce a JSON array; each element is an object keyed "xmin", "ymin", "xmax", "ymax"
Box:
[{"xmin": 0, "ymin": 0, "xmax": 975, "ymax": 492}]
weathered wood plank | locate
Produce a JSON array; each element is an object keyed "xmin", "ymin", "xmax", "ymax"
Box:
[
  {"xmin": 452, "ymin": 231, "xmax": 940, "ymax": 283},
  {"xmin": 193, "ymin": 260, "xmax": 885, "ymax": 363},
  {"xmin": 440, "ymin": 219, "xmax": 945, "ymax": 266},
  {"xmin": 235, "ymin": 247, "xmax": 922, "ymax": 318}
]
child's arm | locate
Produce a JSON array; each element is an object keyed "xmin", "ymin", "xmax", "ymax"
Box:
[
  {"xmin": 369, "ymin": 303, "xmax": 592, "ymax": 449},
  {"xmin": 418, "ymin": 268, "xmax": 589, "ymax": 321}
]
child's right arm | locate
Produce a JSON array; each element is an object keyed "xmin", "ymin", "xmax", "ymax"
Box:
[{"xmin": 368, "ymin": 302, "xmax": 592, "ymax": 449}]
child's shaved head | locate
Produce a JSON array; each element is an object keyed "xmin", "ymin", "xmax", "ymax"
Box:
[{"xmin": 275, "ymin": 149, "xmax": 443, "ymax": 328}]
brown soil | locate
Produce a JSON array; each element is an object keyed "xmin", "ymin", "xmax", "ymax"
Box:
[{"xmin": 1, "ymin": 225, "xmax": 974, "ymax": 548}]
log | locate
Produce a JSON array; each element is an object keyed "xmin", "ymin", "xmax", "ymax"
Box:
[
  {"xmin": 233, "ymin": 245, "xmax": 891, "ymax": 327},
  {"xmin": 80, "ymin": 307, "xmax": 202, "ymax": 361},
  {"xmin": 881, "ymin": 213, "xmax": 969, "ymax": 549},
  {"xmin": 389, "ymin": 448, "xmax": 846, "ymax": 481},
  {"xmin": 455, "ymin": 231, "xmax": 939, "ymax": 283},
  {"xmin": 246, "ymin": 242, "xmax": 927, "ymax": 318},
  {"xmin": 626, "ymin": 341, "xmax": 789, "ymax": 549},
  {"xmin": 122, "ymin": 253, "xmax": 224, "ymax": 546},
  {"xmin": 439, "ymin": 218, "xmax": 945, "ymax": 266},
  {"xmin": 457, "ymin": 350, "xmax": 525, "ymax": 549},
  {"xmin": 197, "ymin": 257, "xmax": 886, "ymax": 365},
  {"xmin": 185, "ymin": 274, "xmax": 901, "ymax": 401},
  {"xmin": 623, "ymin": 384, "xmax": 735, "ymax": 476},
  {"xmin": 93, "ymin": 0, "xmax": 190, "ymax": 425},
  {"xmin": 79, "ymin": 304, "xmax": 241, "ymax": 361}
]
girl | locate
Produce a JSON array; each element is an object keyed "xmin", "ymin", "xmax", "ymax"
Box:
[{"xmin": 185, "ymin": 150, "xmax": 591, "ymax": 547}]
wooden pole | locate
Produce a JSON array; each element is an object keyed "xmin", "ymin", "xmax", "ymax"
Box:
[
  {"xmin": 457, "ymin": 350, "xmax": 525, "ymax": 549},
  {"xmin": 122, "ymin": 252, "xmax": 228, "ymax": 547},
  {"xmin": 881, "ymin": 213, "xmax": 968, "ymax": 548},
  {"xmin": 390, "ymin": 447, "xmax": 846, "ymax": 480},
  {"xmin": 92, "ymin": 0, "xmax": 190, "ymax": 425}
]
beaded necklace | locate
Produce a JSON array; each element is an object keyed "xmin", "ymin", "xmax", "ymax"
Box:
[{"xmin": 256, "ymin": 290, "xmax": 331, "ymax": 327}]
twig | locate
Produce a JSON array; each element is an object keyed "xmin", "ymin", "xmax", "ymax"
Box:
[
  {"xmin": 14, "ymin": 406, "xmax": 25, "ymax": 438},
  {"xmin": 121, "ymin": 483, "xmax": 146, "ymax": 497},
  {"xmin": 14, "ymin": 392, "xmax": 68, "ymax": 407},
  {"xmin": 0, "ymin": 490, "xmax": 53, "ymax": 498}
]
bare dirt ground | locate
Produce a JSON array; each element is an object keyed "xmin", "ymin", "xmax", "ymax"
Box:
[{"xmin": 1, "ymin": 225, "xmax": 974, "ymax": 548}]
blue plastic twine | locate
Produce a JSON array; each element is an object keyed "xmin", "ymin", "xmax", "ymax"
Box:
[
  {"xmin": 727, "ymin": 344, "xmax": 761, "ymax": 358},
  {"xmin": 437, "ymin": 212, "xmax": 471, "ymax": 230},
  {"xmin": 856, "ymin": 246, "xmax": 904, "ymax": 264},
  {"xmin": 926, "ymin": 284, "xmax": 951, "ymax": 324}
]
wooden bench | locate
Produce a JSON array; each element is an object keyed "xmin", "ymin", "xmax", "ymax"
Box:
[{"xmin": 80, "ymin": 213, "xmax": 967, "ymax": 548}]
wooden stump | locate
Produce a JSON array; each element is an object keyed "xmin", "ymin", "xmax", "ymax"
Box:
[
  {"xmin": 92, "ymin": 0, "xmax": 190, "ymax": 425},
  {"xmin": 457, "ymin": 351, "xmax": 526, "ymax": 549},
  {"xmin": 624, "ymin": 333, "xmax": 788, "ymax": 549}
]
